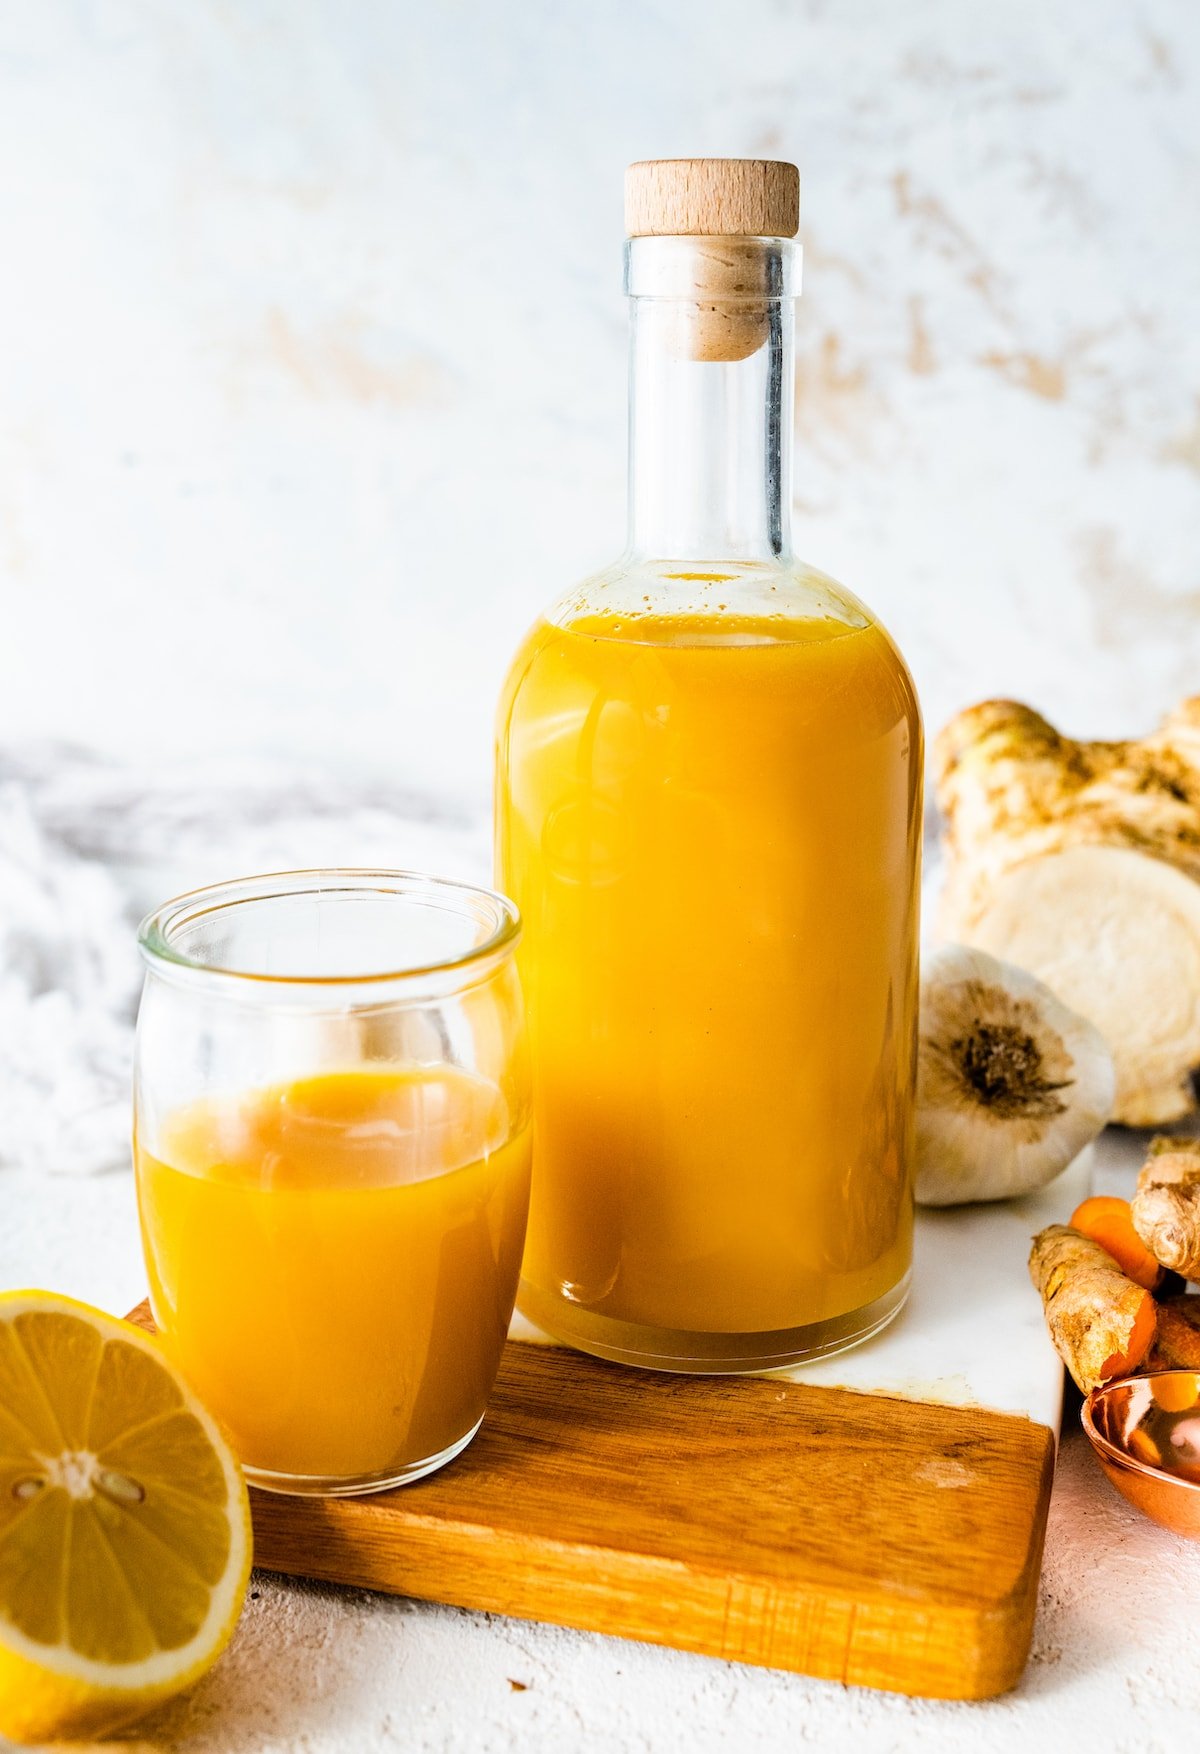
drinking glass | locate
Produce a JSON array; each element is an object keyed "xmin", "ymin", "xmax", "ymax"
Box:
[{"xmin": 134, "ymin": 870, "xmax": 530, "ymax": 1496}]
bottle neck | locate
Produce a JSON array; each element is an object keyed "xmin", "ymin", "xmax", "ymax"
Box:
[{"xmin": 623, "ymin": 235, "xmax": 797, "ymax": 565}]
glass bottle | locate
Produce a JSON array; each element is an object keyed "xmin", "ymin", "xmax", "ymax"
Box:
[{"xmin": 496, "ymin": 160, "xmax": 922, "ymax": 1372}]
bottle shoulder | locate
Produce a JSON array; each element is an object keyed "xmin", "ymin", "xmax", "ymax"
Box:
[
  {"xmin": 499, "ymin": 553, "xmax": 920, "ymax": 734},
  {"xmin": 494, "ymin": 554, "xmax": 919, "ymax": 754},
  {"xmin": 544, "ymin": 555, "xmax": 874, "ymax": 639}
]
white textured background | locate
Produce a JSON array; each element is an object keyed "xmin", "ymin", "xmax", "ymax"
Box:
[
  {"xmin": 2, "ymin": 1, "xmax": 1199, "ymax": 801},
  {"xmin": 2, "ymin": 4, "xmax": 1200, "ymax": 1750}
]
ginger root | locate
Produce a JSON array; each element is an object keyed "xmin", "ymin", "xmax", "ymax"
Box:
[
  {"xmin": 935, "ymin": 697, "xmax": 1200, "ymax": 1126},
  {"xmin": 1068, "ymin": 1194, "xmax": 1166, "ymax": 1292},
  {"xmin": 1029, "ymin": 1224, "xmax": 1157, "ymax": 1392},
  {"xmin": 1131, "ymin": 1137, "xmax": 1200, "ymax": 1281}
]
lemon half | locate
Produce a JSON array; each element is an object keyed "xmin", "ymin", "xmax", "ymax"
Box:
[{"xmin": 0, "ymin": 1291, "xmax": 252, "ymax": 1744}]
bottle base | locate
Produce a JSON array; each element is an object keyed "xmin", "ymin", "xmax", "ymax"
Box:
[
  {"xmin": 243, "ymin": 1415, "xmax": 485, "ymax": 1497},
  {"xmin": 516, "ymin": 1271, "xmax": 911, "ymax": 1375}
]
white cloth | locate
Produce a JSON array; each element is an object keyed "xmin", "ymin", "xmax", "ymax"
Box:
[{"xmin": 0, "ymin": 747, "xmax": 489, "ymax": 1176}]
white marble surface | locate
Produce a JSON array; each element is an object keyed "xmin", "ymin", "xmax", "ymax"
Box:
[
  {"xmin": 2, "ymin": 1, "xmax": 1200, "ymax": 1747},
  {"xmin": 781, "ymin": 1149, "xmax": 1093, "ymax": 1425}
]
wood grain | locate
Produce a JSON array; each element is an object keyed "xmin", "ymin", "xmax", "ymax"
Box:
[
  {"xmin": 625, "ymin": 159, "xmax": 799, "ymax": 239},
  {"xmin": 127, "ymin": 1303, "xmax": 1053, "ymax": 1700}
]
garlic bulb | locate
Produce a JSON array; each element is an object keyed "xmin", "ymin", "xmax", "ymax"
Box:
[{"xmin": 916, "ymin": 944, "xmax": 1114, "ymax": 1207}]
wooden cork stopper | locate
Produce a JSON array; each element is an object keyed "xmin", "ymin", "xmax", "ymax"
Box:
[
  {"xmin": 625, "ymin": 159, "xmax": 800, "ymax": 240},
  {"xmin": 624, "ymin": 159, "xmax": 799, "ymax": 362}
]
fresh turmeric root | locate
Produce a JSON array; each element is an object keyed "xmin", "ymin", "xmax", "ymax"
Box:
[
  {"xmin": 1131, "ymin": 1137, "xmax": 1200, "ymax": 1281},
  {"xmin": 1029, "ymin": 1224, "xmax": 1158, "ymax": 1392},
  {"xmin": 1068, "ymin": 1195, "xmax": 1167, "ymax": 1291},
  {"xmin": 1147, "ymin": 1297, "xmax": 1200, "ymax": 1372}
]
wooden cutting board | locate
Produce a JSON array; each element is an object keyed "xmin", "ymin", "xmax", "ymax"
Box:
[{"xmin": 128, "ymin": 1302, "xmax": 1052, "ymax": 1700}]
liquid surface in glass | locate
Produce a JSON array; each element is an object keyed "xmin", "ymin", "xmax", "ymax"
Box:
[
  {"xmin": 497, "ymin": 584, "xmax": 921, "ymax": 1366},
  {"xmin": 137, "ymin": 1066, "xmax": 531, "ymax": 1482}
]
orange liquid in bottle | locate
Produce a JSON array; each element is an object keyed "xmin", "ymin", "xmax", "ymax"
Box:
[
  {"xmin": 136, "ymin": 1067, "xmax": 531, "ymax": 1484},
  {"xmin": 496, "ymin": 605, "xmax": 921, "ymax": 1368}
]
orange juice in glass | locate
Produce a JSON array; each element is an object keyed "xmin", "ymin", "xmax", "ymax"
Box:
[{"xmin": 134, "ymin": 871, "xmax": 530, "ymax": 1495}]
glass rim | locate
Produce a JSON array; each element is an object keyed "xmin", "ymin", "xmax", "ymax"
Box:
[{"xmin": 137, "ymin": 868, "xmax": 521, "ymax": 992}]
